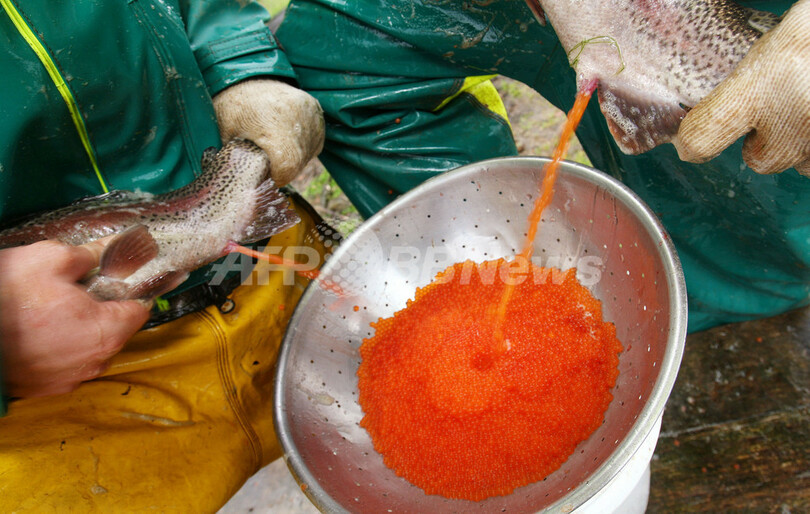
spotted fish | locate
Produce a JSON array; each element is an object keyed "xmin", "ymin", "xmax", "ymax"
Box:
[
  {"xmin": 525, "ymin": 0, "xmax": 780, "ymax": 153},
  {"xmin": 0, "ymin": 139, "xmax": 299, "ymax": 300}
]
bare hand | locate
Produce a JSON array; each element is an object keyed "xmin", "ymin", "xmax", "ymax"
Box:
[{"xmin": 0, "ymin": 239, "xmax": 151, "ymax": 398}]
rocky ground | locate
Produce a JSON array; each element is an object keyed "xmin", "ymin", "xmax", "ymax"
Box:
[{"xmin": 290, "ymin": 76, "xmax": 589, "ymax": 235}]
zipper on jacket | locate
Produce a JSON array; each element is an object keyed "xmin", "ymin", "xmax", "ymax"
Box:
[{"xmin": 0, "ymin": 0, "xmax": 109, "ymax": 193}]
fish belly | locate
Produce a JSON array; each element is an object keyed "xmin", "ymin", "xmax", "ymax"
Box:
[{"xmin": 537, "ymin": 0, "xmax": 768, "ymax": 153}]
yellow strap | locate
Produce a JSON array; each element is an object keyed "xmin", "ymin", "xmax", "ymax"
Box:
[
  {"xmin": 0, "ymin": 0, "xmax": 109, "ymax": 193},
  {"xmin": 433, "ymin": 75, "xmax": 512, "ymax": 129}
]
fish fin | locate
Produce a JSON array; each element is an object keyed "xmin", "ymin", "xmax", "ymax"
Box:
[
  {"xmin": 597, "ymin": 83, "xmax": 688, "ymax": 155},
  {"xmin": 99, "ymin": 225, "xmax": 159, "ymax": 279},
  {"xmin": 69, "ymin": 189, "xmax": 150, "ymax": 207},
  {"xmin": 240, "ymin": 181, "xmax": 301, "ymax": 244},
  {"xmin": 745, "ymin": 8, "xmax": 780, "ymax": 33},
  {"xmin": 127, "ymin": 271, "xmax": 189, "ymax": 300},
  {"xmin": 524, "ymin": 0, "xmax": 546, "ymax": 26}
]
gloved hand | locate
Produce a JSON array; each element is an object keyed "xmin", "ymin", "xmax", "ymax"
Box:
[
  {"xmin": 675, "ymin": 0, "xmax": 810, "ymax": 176},
  {"xmin": 213, "ymin": 78, "xmax": 325, "ymax": 187}
]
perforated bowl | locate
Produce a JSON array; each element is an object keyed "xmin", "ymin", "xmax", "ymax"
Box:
[{"xmin": 274, "ymin": 157, "xmax": 687, "ymax": 513}]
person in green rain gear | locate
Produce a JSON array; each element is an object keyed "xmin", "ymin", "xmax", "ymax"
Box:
[
  {"xmin": 273, "ymin": 0, "xmax": 810, "ymax": 333},
  {"xmin": 1, "ymin": 0, "xmax": 808, "ymax": 511},
  {"xmin": 0, "ymin": 0, "xmax": 327, "ymax": 510}
]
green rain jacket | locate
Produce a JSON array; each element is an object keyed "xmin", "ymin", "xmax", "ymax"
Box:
[
  {"xmin": 275, "ymin": 0, "xmax": 810, "ymax": 333},
  {"xmin": 0, "ymin": 0, "xmax": 294, "ymax": 414}
]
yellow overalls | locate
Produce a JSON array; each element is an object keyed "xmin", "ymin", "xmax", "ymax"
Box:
[{"xmin": 0, "ymin": 199, "xmax": 329, "ymax": 512}]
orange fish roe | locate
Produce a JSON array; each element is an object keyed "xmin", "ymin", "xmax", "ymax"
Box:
[{"xmin": 357, "ymin": 259, "xmax": 622, "ymax": 501}]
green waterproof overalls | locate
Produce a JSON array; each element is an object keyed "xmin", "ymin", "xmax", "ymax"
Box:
[
  {"xmin": 0, "ymin": 1, "xmax": 332, "ymax": 510},
  {"xmin": 275, "ymin": 0, "xmax": 810, "ymax": 333}
]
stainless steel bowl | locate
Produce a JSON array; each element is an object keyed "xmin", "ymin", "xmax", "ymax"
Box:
[{"xmin": 274, "ymin": 157, "xmax": 687, "ymax": 513}]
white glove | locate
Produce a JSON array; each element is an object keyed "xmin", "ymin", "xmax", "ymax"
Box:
[
  {"xmin": 674, "ymin": 0, "xmax": 810, "ymax": 176},
  {"xmin": 213, "ymin": 78, "xmax": 325, "ymax": 186}
]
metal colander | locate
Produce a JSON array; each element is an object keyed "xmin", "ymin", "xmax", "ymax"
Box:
[{"xmin": 274, "ymin": 157, "xmax": 687, "ymax": 513}]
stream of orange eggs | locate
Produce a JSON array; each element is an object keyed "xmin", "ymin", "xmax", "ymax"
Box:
[
  {"xmin": 355, "ymin": 83, "xmax": 624, "ymax": 502},
  {"xmin": 493, "ymin": 82, "xmax": 597, "ymax": 349}
]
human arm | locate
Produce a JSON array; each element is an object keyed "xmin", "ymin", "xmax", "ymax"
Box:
[
  {"xmin": 0, "ymin": 240, "xmax": 150, "ymax": 407},
  {"xmin": 181, "ymin": 0, "xmax": 325, "ymax": 186},
  {"xmin": 674, "ymin": 0, "xmax": 810, "ymax": 176}
]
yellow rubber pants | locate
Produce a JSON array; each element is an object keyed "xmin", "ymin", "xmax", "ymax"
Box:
[{"xmin": 0, "ymin": 198, "xmax": 329, "ymax": 512}]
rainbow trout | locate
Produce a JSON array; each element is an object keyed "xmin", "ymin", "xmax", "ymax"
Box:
[
  {"xmin": 0, "ymin": 139, "xmax": 299, "ymax": 300},
  {"xmin": 525, "ymin": 0, "xmax": 780, "ymax": 153}
]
